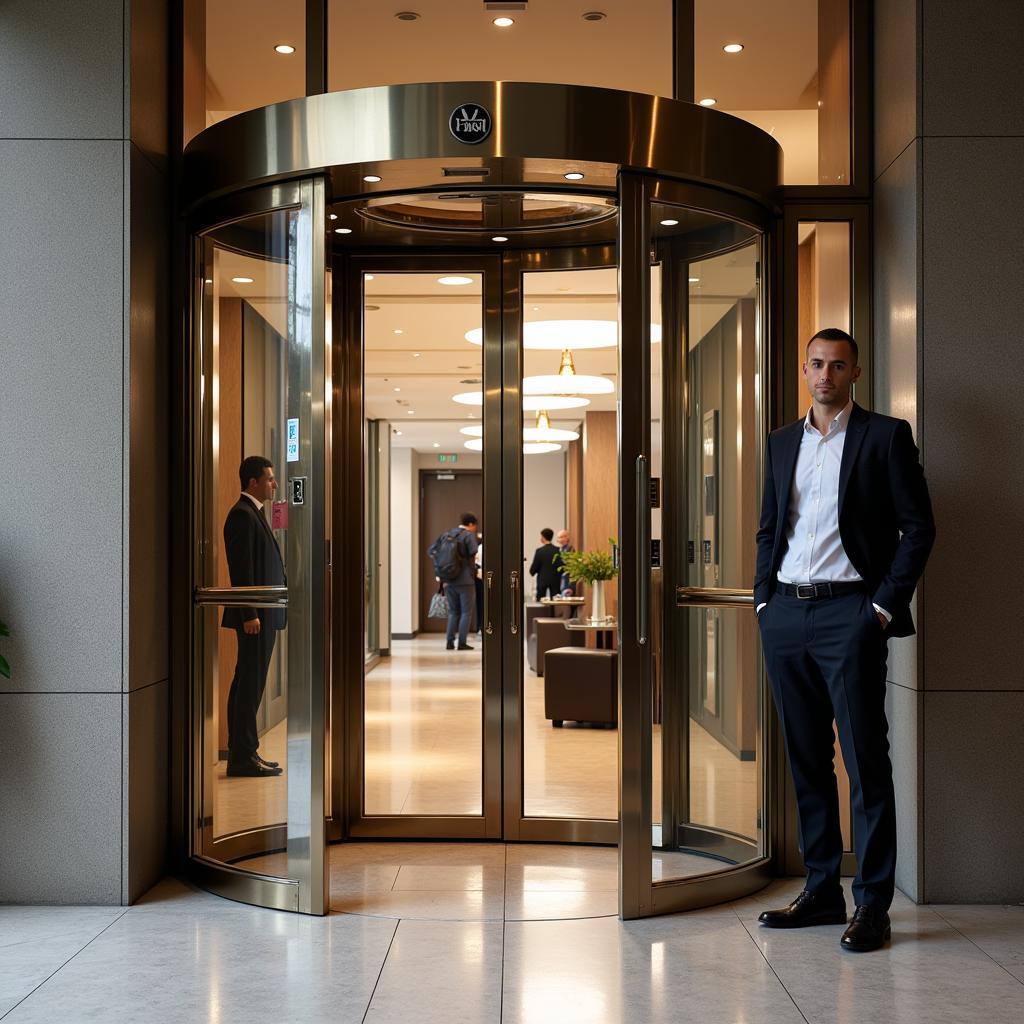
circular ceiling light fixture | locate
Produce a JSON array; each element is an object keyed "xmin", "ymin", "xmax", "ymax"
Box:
[
  {"xmin": 329, "ymin": 213, "xmax": 338, "ymax": 220},
  {"xmin": 524, "ymin": 410, "xmax": 580, "ymax": 442},
  {"xmin": 465, "ymin": 319, "xmax": 662, "ymax": 349},
  {"xmin": 493, "ymin": 16, "xmax": 514, "ymax": 28},
  {"xmin": 492, "ymin": 235, "xmax": 508, "ymax": 242},
  {"xmin": 432, "ymin": 443, "xmax": 440, "ymax": 448},
  {"xmin": 660, "ymin": 218, "xmax": 679, "ymax": 227},
  {"xmin": 363, "ymin": 174, "xmax": 382, "ymax": 183},
  {"xmin": 231, "ymin": 276, "xmax": 254, "ymax": 284},
  {"xmin": 437, "ymin": 275, "xmax": 474, "ymax": 286},
  {"xmin": 273, "ymin": 44, "xmax": 296, "ymax": 54},
  {"xmin": 395, "ymin": 11, "xmax": 420, "ymax": 21},
  {"xmin": 452, "ymin": 391, "xmax": 589, "ymax": 410},
  {"xmin": 464, "ymin": 438, "xmax": 562, "ymax": 455},
  {"xmin": 582, "ymin": 11, "xmax": 607, "ymax": 21},
  {"xmin": 460, "ymin": 425, "xmax": 484, "ymax": 437},
  {"xmin": 334, "ymin": 227, "xmax": 352, "ymax": 234},
  {"xmin": 689, "ymin": 276, "xmax": 701, "ymax": 284},
  {"xmin": 365, "ymin": 274, "xmax": 375, "ymax": 281},
  {"xmin": 523, "ymin": 348, "xmax": 614, "ymax": 396},
  {"xmin": 699, "ymin": 97, "xmax": 717, "ymax": 107},
  {"xmin": 723, "ymin": 42, "xmax": 744, "ymax": 53},
  {"xmin": 564, "ymin": 172, "xmax": 585, "ymax": 181}
]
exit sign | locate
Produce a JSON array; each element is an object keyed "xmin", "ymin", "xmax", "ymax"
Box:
[{"xmin": 438, "ymin": 454, "xmax": 458, "ymax": 464}]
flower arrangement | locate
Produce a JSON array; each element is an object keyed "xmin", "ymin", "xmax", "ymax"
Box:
[
  {"xmin": 0, "ymin": 618, "xmax": 10, "ymax": 679},
  {"xmin": 557, "ymin": 541, "xmax": 618, "ymax": 585}
]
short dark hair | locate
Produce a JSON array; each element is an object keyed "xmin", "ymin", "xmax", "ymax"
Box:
[
  {"xmin": 239, "ymin": 455, "xmax": 273, "ymax": 489},
  {"xmin": 459, "ymin": 511, "xmax": 478, "ymax": 527},
  {"xmin": 540, "ymin": 528, "xmax": 554, "ymax": 542},
  {"xmin": 807, "ymin": 327, "xmax": 858, "ymax": 365}
]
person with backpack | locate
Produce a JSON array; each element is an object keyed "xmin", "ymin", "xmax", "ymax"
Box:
[{"xmin": 428, "ymin": 511, "xmax": 479, "ymax": 650}]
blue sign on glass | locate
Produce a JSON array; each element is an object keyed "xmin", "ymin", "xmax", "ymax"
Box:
[{"xmin": 286, "ymin": 418, "xmax": 300, "ymax": 462}]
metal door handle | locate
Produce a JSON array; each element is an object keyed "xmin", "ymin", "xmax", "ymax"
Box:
[
  {"xmin": 485, "ymin": 570, "xmax": 495, "ymax": 636},
  {"xmin": 636, "ymin": 454, "xmax": 649, "ymax": 645},
  {"xmin": 676, "ymin": 587, "xmax": 755, "ymax": 609},
  {"xmin": 509, "ymin": 570, "xmax": 521, "ymax": 636},
  {"xmin": 194, "ymin": 585, "xmax": 288, "ymax": 608}
]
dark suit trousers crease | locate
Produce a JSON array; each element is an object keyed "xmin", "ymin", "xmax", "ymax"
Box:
[
  {"xmin": 227, "ymin": 627, "xmax": 277, "ymax": 762},
  {"xmin": 759, "ymin": 591, "xmax": 895, "ymax": 910}
]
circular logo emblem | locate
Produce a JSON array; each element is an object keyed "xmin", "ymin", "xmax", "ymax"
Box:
[{"xmin": 449, "ymin": 104, "xmax": 492, "ymax": 145}]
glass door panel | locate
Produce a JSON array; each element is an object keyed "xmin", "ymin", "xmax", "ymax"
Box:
[
  {"xmin": 192, "ymin": 180, "xmax": 327, "ymax": 914},
  {"xmin": 619, "ymin": 173, "xmax": 771, "ymax": 918},
  {"xmin": 344, "ymin": 258, "xmax": 502, "ymax": 839}
]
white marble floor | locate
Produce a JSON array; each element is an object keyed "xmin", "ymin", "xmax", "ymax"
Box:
[{"xmin": 4, "ymin": 873, "xmax": 1024, "ymax": 1023}]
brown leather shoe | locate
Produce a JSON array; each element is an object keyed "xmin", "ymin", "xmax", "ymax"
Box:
[
  {"xmin": 758, "ymin": 889, "xmax": 847, "ymax": 928},
  {"xmin": 841, "ymin": 906, "xmax": 891, "ymax": 952}
]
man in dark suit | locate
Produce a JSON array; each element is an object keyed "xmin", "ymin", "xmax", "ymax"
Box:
[
  {"xmin": 222, "ymin": 455, "xmax": 287, "ymax": 778},
  {"xmin": 755, "ymin": 328, "xmax": 934, "ymax": 952},
  {"xmin": 529, "ymin": 528, "xmax": 562, "ymax": 600}
]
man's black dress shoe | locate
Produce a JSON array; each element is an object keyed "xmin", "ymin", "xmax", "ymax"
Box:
[
  {"xmin": 841, "ymin": 906, "xmax": 891, "ymax": 952},
  {"xmin": 446, "ymin": 642, "xmax": 455, "ymax": 650},
  {"xmin": 758, "ymin": 889, "xmax": 848, "ymax": 928},
  {"xmin": 255, "ymin": 754, "xmax": 279, "ymax": 769},
  {"xmin": 227, "ymin": 756, "xmax": 283, "ymax": 778},
  {"xmin": 457, "ymin": 644, "xmax": 475, "ymax": 651}
]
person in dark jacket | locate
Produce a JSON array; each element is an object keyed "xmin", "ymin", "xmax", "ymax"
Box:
[
  {"xmin": 529, "ymin": 528, "xmax": 562, "ymax": 600},
  {"xmin": 429, "ymin": 512, "xmax": 479, "ymax": 651},
  {"xmin": 555, "ymin": 529, "xmax": 577, "ymax": 596},
  {"xmin": 755, "ymin": 329, "xmax": 934, "ymax": 952},
  {"xmin": 222, "ymin": 455, "xmax": 287, "ymax": 778}
]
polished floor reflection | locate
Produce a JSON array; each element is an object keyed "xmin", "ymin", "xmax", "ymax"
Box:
[
  {"xmin": 363, "ymin": 635, "xmax": 755, "ymax": 828},
  {"xmin": 5, "ymin": 877, "xmax": 1024, "ymax": 1022}
]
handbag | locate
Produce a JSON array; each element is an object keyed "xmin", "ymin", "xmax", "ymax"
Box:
[{"xmin": 427, "ymin": 584, "xmax": 449, "ymax": 619}]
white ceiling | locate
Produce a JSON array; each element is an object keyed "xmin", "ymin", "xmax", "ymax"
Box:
[{"xmin": 202, "ymin": 0, "xmax": 822, "ymax": 181}]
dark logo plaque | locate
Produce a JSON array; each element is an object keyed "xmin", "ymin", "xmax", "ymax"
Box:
[{"xmin": 449, "ymin": 104, "xmax": 492, "ymax": 144}]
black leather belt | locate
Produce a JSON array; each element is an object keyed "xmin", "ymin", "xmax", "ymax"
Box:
[{"xmin": 778, "ymin": 581, "xmax": 865, "ymax": 600}]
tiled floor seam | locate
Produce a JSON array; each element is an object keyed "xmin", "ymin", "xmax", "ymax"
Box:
[
  {"xmin": 0, "ymin": 909, "xmax": 130, "ymax": 1021},
  {"xmin": 360, "ymin": 918, "xmax": 400, "ymax": 1023},
  {"xmin": 733, "ymin": 908, "xmax": 812, "ymax": 1024},
  {"xmin": 932, "ymin": 909, "xmax": 1024, "ymax": 988}
]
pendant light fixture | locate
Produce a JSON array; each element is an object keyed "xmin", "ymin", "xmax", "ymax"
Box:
[{"xmin": 522, "ymin": 347, "xmax": 614, "ymax": 396}]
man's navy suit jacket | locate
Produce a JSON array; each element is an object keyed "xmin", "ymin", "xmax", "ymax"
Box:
[{"xmin": 754, "ymin": 403, "xmax": 935, "ymax": 639}]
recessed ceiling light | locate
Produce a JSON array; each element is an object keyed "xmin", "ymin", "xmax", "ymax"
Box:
[
  {"xmin": 432, "ymin": 442, "xmax": 440, "ymax": 448},
  {"xmin": 582, "ymin": 11, "xmax": 607, "ymax": 21},
  {"xmin": 204, "ymin": 278, "xmax": 212, "ymax": 285},
  {"xmin": 395, "ymin": 11, "xmax": 420, "ymax": 20},
  {"xmin": 365, "ymin": 273, "xmax": 375, "ymax": 281},
  {"xmin": 723, "ymin": 43, "xmax": 744, "ymax": 53},
  {"xmin": 413, "ymin": 352, "xmax": 421, "ymax": 358},
  {"xmin": 689, "ymin": 277, "xmax": 701, "ymax": 283},
  {"xmin": 393, "ymin": 387, "xmax": 401, "ymax": 392},
  {"xmin": 564, "ymin": 172, "xmax": 585, "ymax": 181},
  {"xmin": 231, "ymin": 276, "xmax": 254, "ymax": 284},
  {"xmin": 493, "ymin": 17, "xmax": 514, "ymax": 28},
  {"xmin": 335, "ymin": 227, "xmax": 352, "ymax": 234},
  {"xmin": 492, "ymin": 235, "xmax": 509, "ymax": 242},
  {"xmin": 532, "ymin": 306, "xmax": 539, "ymax": 311},
  {"xmin": 394, "ymin": 429, "xmax": 403, "ymax": 435},
  {"xmin": 274, "ymin": 44, "xmax": 295, "ymax": 54},
  {"xmin": 407, "ymin": 410, "xmax": 415, "ymax": 415},
  {"xmin": 363, "ymin": 174, "xmax": 382, "ymax": 183},
  {"xmin": 329, "ymin": 213, "xmax": 338, "ymax": 220},
  {"xmin": 438, "ymin": 275, "xmax": 474, "ymax": 286},
  {"xmin": 660, "ymin": 218, "xmax": 679, "ymax": 227},
  {"xmin": 699, "ymin": 97, "xmax": 717, "ymax": 107},
  {"xmin": 393, "ymin": 329, "xmax": 403, "ymax": 334}
]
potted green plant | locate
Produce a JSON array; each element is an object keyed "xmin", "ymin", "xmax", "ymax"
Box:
[
  {"xmin": 0, "ymin": 618, "xmax": 10, "ymax": 679},
  {"xmin": 557, "ymin": 542, "xmax": 618, "ymax": 623}
]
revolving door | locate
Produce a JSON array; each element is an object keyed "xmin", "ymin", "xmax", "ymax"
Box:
[{"xmin": 178, "ymin": 82, "xmax": 781, "ymax": 918}]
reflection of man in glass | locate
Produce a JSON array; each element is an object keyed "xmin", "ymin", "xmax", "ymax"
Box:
[
  {"xmin": 222, "ymin": 456, "xmax": 286, "ymax": 778},
  {"xmin": 755, "ymin": 329, "xmax": 934, "ymax": 951}
]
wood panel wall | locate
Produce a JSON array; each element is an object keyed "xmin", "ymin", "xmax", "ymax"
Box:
[
  {"xmin": 582, "ymin": 410, "xmax": 618, "ymax": 619},
  {"xmin": 818, "ymin": 0, "xmax": 851, "ymax": 184}
]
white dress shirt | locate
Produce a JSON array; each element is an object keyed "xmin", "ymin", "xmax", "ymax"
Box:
[
  {"xmin": 242, "ymin": 491, "xmax": 264, "ymax": 512},
  {"xmin": 758, "ymin": 401, "xmax": 890, "ymax": 622}
]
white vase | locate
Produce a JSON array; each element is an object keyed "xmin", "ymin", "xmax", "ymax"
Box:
[{"xmin": 590, "ymin": 579, "xmax": 606, "ymax": 623}]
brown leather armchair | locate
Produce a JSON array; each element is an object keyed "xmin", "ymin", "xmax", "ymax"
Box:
[
  {"xmin": 527, "ymin": 617, "xmax": 583, "ymax": 676},
  {"xmin": 543, "ymin": 647, "xmax": 618, "ymax": 727}
]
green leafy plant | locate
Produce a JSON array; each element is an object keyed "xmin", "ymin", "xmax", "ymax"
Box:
[
  {"xmin": 557, "ymin": 541, "xmax": 618, "ymax": 585},
  {"xmin": 0, "ymin": 618, "xmax": 10, "ymax": 679}
]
